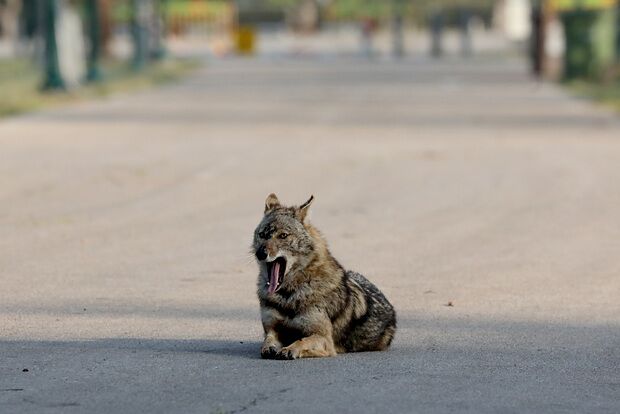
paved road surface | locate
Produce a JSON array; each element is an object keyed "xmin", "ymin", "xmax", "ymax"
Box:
[{"xmin": 1, "ymin": 56, "xmax": 619, "ymax": 413}]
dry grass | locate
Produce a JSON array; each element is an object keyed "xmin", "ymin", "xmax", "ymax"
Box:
[
  {"xmin": 0, "ymin": 57, "xmax": 200, "ymax": 117},
  {"xmin": 567, "ymin": 78, "xmax": 620, "ymax": 113}
]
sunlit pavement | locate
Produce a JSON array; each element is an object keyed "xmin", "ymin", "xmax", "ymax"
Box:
[{"xmin": 1, "ymin": 53, "xmax": 619, "ymax": 413}]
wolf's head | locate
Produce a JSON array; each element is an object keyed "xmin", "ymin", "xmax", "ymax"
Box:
[{"xmin": 253, "ymin": 193, "xmax": 315, "ymax": 294}]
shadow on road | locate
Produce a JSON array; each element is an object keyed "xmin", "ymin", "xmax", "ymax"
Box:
[
  {"xmin": 0, "ymin": 337, "xmax": 261, "ymax": 359},
  {"xmin": 1, "ymin": 316, "xmax": 618, "ymax": 413}
]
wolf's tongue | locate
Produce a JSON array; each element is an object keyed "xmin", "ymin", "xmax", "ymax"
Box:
[{"xmin": 268, "ymin": 261, "xmax": 280, "ymax": 294}]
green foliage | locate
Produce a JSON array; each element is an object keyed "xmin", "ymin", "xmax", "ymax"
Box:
[
  {"xmin": 266, "ymin": 0, "xmax": 298, "ymax": 8},
  {"xmin": 329, "ymin": 0, "xmax": 393, "ymax": 19},
  {"xmin": 112, "ymin": 0, "xmax": 229, "ymax": 23},
  {"xmin": 109, "ymin": 0, "xmax": 497, "ymax": 23},
  {"xmin": 267, "ymin": 0, "xmax": 497, "ymax": 21}
]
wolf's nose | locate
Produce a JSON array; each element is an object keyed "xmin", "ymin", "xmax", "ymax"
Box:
[{"xmin": 255, "ymin": 246, "xmax": 267, "ymax": 261}]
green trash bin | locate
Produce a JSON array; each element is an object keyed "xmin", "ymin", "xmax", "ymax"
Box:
[
  {"xmin": 561, "ymin": 10, "xmax": 596, "ymax": 79},
  {"xmin": 561, "ymin": 7, "xmax": 617, "ymax": 80},
  {"xmin": 616, "ymin": 4, "xmax": 620, "ymax": 60}
]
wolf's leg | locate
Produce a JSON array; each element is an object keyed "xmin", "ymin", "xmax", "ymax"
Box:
[
  {"xmin": 276, "ymin": 334, "xmax": 336, "ymax": 360},
  {"xmin": 261, "ymin": 329, "xmax": 282, "ymax": 359}
]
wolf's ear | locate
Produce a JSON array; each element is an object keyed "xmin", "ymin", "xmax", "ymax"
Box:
[
  {"xmin": 296, "ymin": 195, "xmax": 314, "ymax": 222},
  {"xmin": 264, "ymin": 193, "xmax": 281, "ymax": 213}
]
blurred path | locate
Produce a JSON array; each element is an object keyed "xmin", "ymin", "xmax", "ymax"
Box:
[
  {"xmin": 1, "ymin": 56, "xmax": 619, "ymax": 413},
  {"xmin": 166, "ymin": 27, "xmax": 512, "ymax": 59}
]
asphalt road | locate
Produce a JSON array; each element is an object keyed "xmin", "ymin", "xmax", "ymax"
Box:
[{"xmin": 1, "ymin": 56, "xmax": 619, "ymax": 413}]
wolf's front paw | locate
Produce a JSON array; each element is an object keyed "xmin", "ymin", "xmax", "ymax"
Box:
[
  {"xmin": 260, "ymin": 345, "xmax": 280, "ymax": 359},
  {"xmin": 275, "ymin": 346, "xmax": 299, "ymax": 360}
]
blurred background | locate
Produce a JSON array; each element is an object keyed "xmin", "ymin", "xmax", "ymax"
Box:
[
  {"xmin": 0, "ymin": 0, "xmax": 619, "ymax": 113},
  {"xmin": 2, "ymin": 2, "xmax": 620, "ymax": 412}
]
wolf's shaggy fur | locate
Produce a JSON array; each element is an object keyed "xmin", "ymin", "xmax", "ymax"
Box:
[{"xmin": 253, "ymin": 194, "xmax": 396, "ymax": 359}]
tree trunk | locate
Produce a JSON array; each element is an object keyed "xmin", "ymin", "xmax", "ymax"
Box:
[
  {"xmin": 85, "ymin": 0, "xmax": 103, "ymax": 82},
  {"xmin": 150, "ymin": 0, "xmax": 166, "ymax": 60},
  {"xmin": 41, "ymin": 0, "xmax": 64, "ymax": 90},
  {"xmin": 131, "ymin": 0, "xmax": 150, "ymax": 70},
  {"xmin": 391, "ymin": 0, "xmax": 405, "ymax": 59},
  {"xmin": 430, "ymin": 12, "xmax": 444, "ymax": 58},
  {"xmin": 99, "ymin": 0, "xmax": 112, "ymax": 55}
]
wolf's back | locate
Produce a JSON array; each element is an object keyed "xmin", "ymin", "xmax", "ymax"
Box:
[{"xmin": 338, "ymin": 271, "xmax": 396, "ymax": 352}]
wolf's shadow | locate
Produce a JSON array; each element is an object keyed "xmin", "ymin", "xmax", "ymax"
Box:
[{"xmin": 0, "ymin": 338, "xmax": 263, "ymax": 360}]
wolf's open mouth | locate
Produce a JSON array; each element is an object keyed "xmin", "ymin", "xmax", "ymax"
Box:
[{"xmin": 266, "ymin": 257, "xmax": 286, "ymax": 294}]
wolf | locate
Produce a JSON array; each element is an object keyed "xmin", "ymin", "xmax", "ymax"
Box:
[{"xmin": 252, "ymin": 193, "xmax": 396, "ymax": 359}]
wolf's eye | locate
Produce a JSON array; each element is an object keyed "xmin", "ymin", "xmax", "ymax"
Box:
[
  {"xmin": 258, "ymin": 231, "xmax": 268, "ymax": 239},
  {"xmin": 278, "ymin": 233, "xmax": 288, "ymax": 239}
]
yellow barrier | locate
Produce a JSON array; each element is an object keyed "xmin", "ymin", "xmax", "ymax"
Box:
[{"xmin": 235, "ymin": 26, "xmax": 256, "ymax": 55}]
